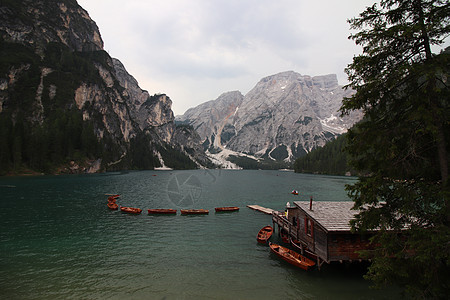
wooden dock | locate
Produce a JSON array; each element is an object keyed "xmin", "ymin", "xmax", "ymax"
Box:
[{"xmin": 247, "ymin": 205, "xmax": 275, "ymax": 215}]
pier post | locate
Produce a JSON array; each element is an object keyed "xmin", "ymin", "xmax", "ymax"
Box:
[{"xmin": 317, "ymin": 257, "xmax": 324, "ymax": 271}]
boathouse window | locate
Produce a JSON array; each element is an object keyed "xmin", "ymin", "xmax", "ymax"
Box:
[{"xmin": 305, "ymin": 218, "xmax": 313, "ymax": 237}]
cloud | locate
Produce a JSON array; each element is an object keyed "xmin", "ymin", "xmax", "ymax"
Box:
[{"xmin": 78, "ymin": 0, "xmax": 377, "ymax": 115}]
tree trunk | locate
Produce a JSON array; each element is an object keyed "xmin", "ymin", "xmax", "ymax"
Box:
[
  {"xmin": 415, "ymin": 0, "xmax": 449, "ymax": 185},
  {"xmin": 436, "ymin": 125, "xmax": 449, "ymax": 184}
]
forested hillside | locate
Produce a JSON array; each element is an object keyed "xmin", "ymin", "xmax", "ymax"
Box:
[
  {"xmin": 0, "ymin": 39, "xmax": 106, "ymax": 174},
  {"xmin": 293, "ymin": 134, "xmax": 353, "ymax": 176}
]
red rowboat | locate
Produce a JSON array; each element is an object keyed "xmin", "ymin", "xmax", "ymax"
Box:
[
  {"xmin": 215, "ymin": 206, "xmax": 239, "ymax": 212},
  {"xmin": 180, "ymin": 209, "xmax": 209, "ymax": 215},
  {"xmin": 148, "ymin": 209, "xmax": 177, "ymax": 215},
  {"xmin": 120, "ymin": 206, "xmax": 142, "ymax": 214},
  {"xmin": 107, "ymin": 194, "xmax": 120, "ymax": 201},
  {"xmin": 269, "ymin": 243, "xmax": 316, "ymax": 271},
  {"xmin": 107, "ymin": 194, "xmax": 119, "ymax": 210},
  {"xmin": 107, "ymin": 202, "xmax": 118, "ymax": 210},
  {"xmin": 290, "ymin": 240, "xmax": 318, "ymax": 261},
  {"xmin": 257, "ymin": 226, "xmax": 273, "ymax": 243}
]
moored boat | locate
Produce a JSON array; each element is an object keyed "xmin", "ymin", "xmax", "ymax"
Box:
[
  {"xmin": 107, "ymin": 202, "xmax": 119, "ymax": 210},
  {"xmin": 107, "ymin": 194, "xmax": 119, "ymax": 210},
  {"xmin": 290, "ymin": 240, "xmax": 318, "ymax": 261},
  {"xmin": 257, "ymin": 225, "xmax": 273, "ymax": 243},
  {"xmin": 269, "ymin": 242, "xmax": 316, "ymax": 271},
  {"xmin": 120, "ymin": 206, "xmax": 142, "ymax": 214},
  {"xmin": 215, "ymin": 206, "xmax": 239, "ymax": 212},
  {"xmin": 291, "ymin": 190, "xmax": 298, "ymax": 195},
  {"xmin": 148, "ymin": 208, "xmax": 177, "ymax": 215},
  {"xmin": 180, "ymin": 209, "xmax": 209, "ymax": 215}
]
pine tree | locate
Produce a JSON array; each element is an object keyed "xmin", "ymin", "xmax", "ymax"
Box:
[{"xmin": 341, "ymin": 1, "xmax": 450, "ymax": 298}]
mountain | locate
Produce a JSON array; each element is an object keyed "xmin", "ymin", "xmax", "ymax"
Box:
[
  {"xmin": 0, "ymin": 0, "xmax": 199, "ymax": 174},
  {"xmin": 177, "ymin": 71, "xmax": 362, "ymax": 168},
  {"xmin": 177, "ymin": 91, "xmax": 244, "ymax": 150}
]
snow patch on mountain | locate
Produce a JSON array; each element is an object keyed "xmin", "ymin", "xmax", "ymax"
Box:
[{"xmin": 319, "ymin": 114, "xmax": 350, "ymax": 134}]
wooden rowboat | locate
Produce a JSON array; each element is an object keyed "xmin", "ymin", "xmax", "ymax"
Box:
[
  {"xmin": 107, "ymin": 195, "xmax": 119, "ymax": 210},
  {"xmin": 148, "ymin": 209, "xmax": 177, "ymax": 215},
  {"xmin": 120, "ymin": 206, "xmax": 142, "ymax": 214},
  {"xmin": 269, "ymin": 242, "xmax": 316, "ymax": 271},
  {"xmin": 180, "ymin": 209, "xmax": 209, "ymax": 215},
  {"xmin": 290, "ymin": 240, "xmax": 318, "ymax": 261},
  {"xmin": 257, "ymin": 225, "xmax": 273, "ymax": 243},
  {"xmin": 107, "ymin": 194, "xmax": 120, "ymax": 201},
  {"xmin": 107, "ymin": 202, "xmax": 118, "ymax": 210},
  {"xmin": 215, "ymin": 206, "xmax": 239, "ymax": 212}
]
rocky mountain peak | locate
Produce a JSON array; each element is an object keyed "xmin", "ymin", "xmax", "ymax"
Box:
[
  {"xmin": 257, "ymin": 71, "xmax": 338, "ymax": 91},
  {"xmin": 311, "ymin": 74, "xmax": 339, "ymax": 90},
  {"xmin": 178, "ymin": 71, "xmax": 362, "ymax": 167},
  {"xmin": 176, "ymin": 91, "xmax": 243, "ymax": 146}
]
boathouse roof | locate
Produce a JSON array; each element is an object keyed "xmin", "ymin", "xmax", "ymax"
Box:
[{"xmin": 293, "ymin": 201, "xmax": 357, "ymax": 232}]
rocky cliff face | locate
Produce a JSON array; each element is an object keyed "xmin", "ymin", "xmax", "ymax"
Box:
[
  {"xmin": 0, "ymin": 0, "xmax": 197, "ymax": 173},
  {"xmin": 177, "ymin": 91, "xmax": 244, "ymax": 150},
  {"xmin": 111, "ymin": 58, "xmax": 175, "ymax": 143},
  {"xmin": 0, "ymin": 0, "xmax": 103, "ymax": 54},
  {"xmin": 177, "ymin": 71, "xmax": 362, "ymax": 166},
  {"xmin": 171, "ymin": 125, "xmax": 216, "ymax": 168}
]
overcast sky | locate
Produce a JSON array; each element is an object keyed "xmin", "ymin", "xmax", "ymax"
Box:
[{"xmin": 76, "ymin": 1, "xmax": 381, "ymax": 115}]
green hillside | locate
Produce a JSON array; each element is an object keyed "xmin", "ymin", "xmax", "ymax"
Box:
[{"xmin": 293, "ymin": 134, "xmax": 354, "ymax": 176}]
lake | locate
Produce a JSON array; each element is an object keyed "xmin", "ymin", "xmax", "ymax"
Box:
[{"xmin": 0, "ymin": 170, "xmax": 398, "ymax": 299}]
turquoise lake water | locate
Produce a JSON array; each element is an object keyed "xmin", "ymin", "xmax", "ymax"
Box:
[{"xmin": 0, "ymin": 170, "xmax": 398, "ymax": 299}]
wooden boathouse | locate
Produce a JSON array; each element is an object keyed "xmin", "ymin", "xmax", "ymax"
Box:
[{"xmin": 272, "ymin": 200, "xmax": 372, "ymax": 268}]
